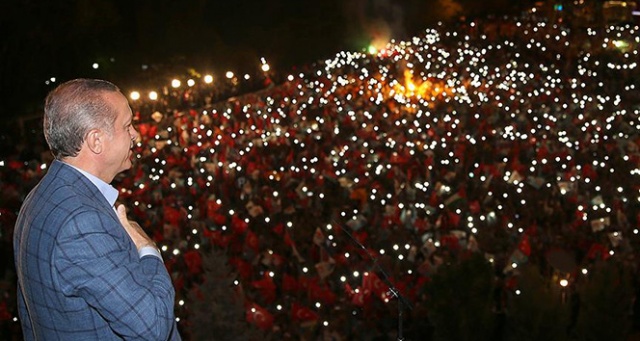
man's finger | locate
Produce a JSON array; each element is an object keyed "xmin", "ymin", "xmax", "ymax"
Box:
[{"xmin": 116, "ymin": 204, "xmax": 128, "ymax": 223}]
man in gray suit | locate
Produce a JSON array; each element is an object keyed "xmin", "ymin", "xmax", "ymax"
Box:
[{"xmin": 14, "ymin": 78, "xmax": 181, "ymax": 340}]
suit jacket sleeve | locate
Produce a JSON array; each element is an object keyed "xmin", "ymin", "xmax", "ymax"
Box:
[{"xmin": 54, "ymin": 209, "xmax": 176, "ymax": 340}]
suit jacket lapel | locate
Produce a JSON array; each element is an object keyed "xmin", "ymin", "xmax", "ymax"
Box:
[{"xmin": 51, "ymin": 160, "xmax": 120, "ymax": 223}]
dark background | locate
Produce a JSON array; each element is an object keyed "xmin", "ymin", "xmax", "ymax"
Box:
[{"xmin": 0, "ymin": 0, "xmax": 528, "ymax": 121}]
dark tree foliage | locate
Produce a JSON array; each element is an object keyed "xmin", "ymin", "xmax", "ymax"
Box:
[
  {"xmin": 186, "ymin": 248, "xmax": 262, "ymax": 341},
  {"xmin": 573, "ymin": 259, "xmax": 634, "ymax": 341},
  {"xmin": 504, "ymin": 264, "xmax": 571, "ymax": 341},
  {"xmin": 425, "ymin": 252, "xmax": 496, "ymax": 341}
]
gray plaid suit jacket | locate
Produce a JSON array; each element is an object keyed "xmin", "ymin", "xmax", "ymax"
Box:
[{"xmin": 14, "ymin": 160, "xmax": 180, "ymax": 340}]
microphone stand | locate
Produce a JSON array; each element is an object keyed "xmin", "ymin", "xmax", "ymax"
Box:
[{"xmin": 338, "ymin": 222, "xmax": 413, "ymax": 341}]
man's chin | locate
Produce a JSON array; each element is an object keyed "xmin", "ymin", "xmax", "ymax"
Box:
[{"xmin": 119, "ymin": 159, "xmax": 133, "ymax": 173}]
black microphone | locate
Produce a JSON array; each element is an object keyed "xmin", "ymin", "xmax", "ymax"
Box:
[{"xmin": 330, "ymin": 217, "xmax": 413, "ymax": 341}]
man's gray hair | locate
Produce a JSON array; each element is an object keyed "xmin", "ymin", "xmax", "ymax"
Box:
[{"xmin": 43, "ymin": 78, "xmax": 121, "ymax": 159}]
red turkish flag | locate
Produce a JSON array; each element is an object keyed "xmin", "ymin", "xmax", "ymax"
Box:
[
  {"xmin": 362, "ymin": 272, "xmax": 388, "ymax": 299},
  {"xmin": 163, "ymin": 206, "xmax": 182, "ymax": 226},
  {"xmin": 252, "ymin": 273, "xmax": 277, "ymax": 304},
  {"xmin": 429, "ymin": 191, "xmax": 439, "ymax": 207},
  {"xmin": 137, "ymin": 123, "xmax": 158, "ymax": 139},
  {"xmin": 137, "ymin": 122, "xmax": 150, "ymax": 137},
  {"xmin": 469, "ymin": 200, "xmax": 481, "ymax": 214},
  {"xmin": 587, "ymin": 243, "xmax": 609, "ymax": 260},
  {"xmin": 447, "ymin": 211, "xmax": 461, "ymax": 228},
  {"xmin": 232, "ymin": 216, "xmax": 248, "ymax": 234},
  {"xmin": 314, "ymin": 286, "xmax": 337, "ymax": 305},
  {"xmin": 211, "ymin": 212, "xmax": 227, "ymax": 226},
  {"xmin": 229, "ymin": 257, "xmax": 252, "ymax": 280},
  {"xmin": 353, "ymin": 230, "xmax": 368, "ymax": 245},
  {"xmin": 414, "ymin": 217, "xmax": 429, "ymax": 233},
  {"xmin": 291, "ymin": 302, "xmax": 319, "ymax": 322},
  {"xmin": 518, "ymin": 234, "xmax": 531, "ymax": 257},
  {"xmin": 206, "ymin": 199, "xmax": 222, "ymax": 220},
  {"xmin": 344, "ymin": 283, "xmax": 354, "ymax": 296},
  {"xmin": 246, "ymin": 303, "xmax": 274, "ymax": 331},
  {"xmin": 440, "ymin": 234, "xmax": 460, "ymax": 252},
  {"xmin": 284, "ymin": 231, "xmax": 295, "ymax": 247},
  {"xmin": 245, "ymin": 230, "xmax": 260, "ymax": 253},
  {"xmin": 272, "ymin": 223, "xmax": 284, "ymax": 235},
  {"xmin": 351, "ymin": 287, "xmax": 368, "ymax": 306},
  {"xmin": 183, "ymin": 250, "xmax": 202, "ymax": 275}
]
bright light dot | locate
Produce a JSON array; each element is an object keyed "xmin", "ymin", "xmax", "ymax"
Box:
[
  {"xmin": 149, "ymin": 91, "xmax": 158, "ymax": 100},
  {"xmin": 204, "ymin": 75, "xmax": 213, "ymax": 84},
  {"xmin": 92, "ymin": 63, "xmax": 99, "ymax": 69},
  {"xmin": 171, "ymin": 79, "xmax": 181, "ymax": 88},
  {"xmin": 560, "ymin": 279, "xmax": 568, "ymax": 287},
  {"xmin": 130, "ymin": 91, "xmax": 141, "ymax": 101},
  {"xmin": 226, "ymin": 71, "xmax": 234, "ymax": 79}
]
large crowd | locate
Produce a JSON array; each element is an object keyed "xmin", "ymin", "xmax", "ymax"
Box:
[{"xmin": 1, "ymin": 10, "xmax": 640, "ymax": 340}]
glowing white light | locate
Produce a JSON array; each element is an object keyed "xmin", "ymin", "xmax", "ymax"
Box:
[{"xmin": 130, "ymin": 91, "xmax": 141, "ymax": 101}]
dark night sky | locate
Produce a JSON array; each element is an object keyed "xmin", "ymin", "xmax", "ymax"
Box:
[{"xmin": 0, "ymin": 0, "xmax": 524, "ymax": 121}]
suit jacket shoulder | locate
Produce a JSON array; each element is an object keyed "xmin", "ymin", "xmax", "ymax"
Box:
[{"xmin": 14, "ymin": 160, "xmax": 178, "ymax": 340}]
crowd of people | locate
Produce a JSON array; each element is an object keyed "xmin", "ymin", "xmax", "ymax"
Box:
[{"xmin": 1, "ymin": 10, "xmax": 640, "ymax": 340}]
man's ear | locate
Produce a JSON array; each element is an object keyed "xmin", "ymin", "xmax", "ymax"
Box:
[{"xmin": 85, "ymin": 129, "xmax": 104, "ymax": 154}]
